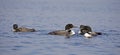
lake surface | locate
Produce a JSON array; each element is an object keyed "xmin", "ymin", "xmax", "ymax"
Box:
[{"xmin": 0, "ymin": 0, "xmax": 120, "ymax": 55}]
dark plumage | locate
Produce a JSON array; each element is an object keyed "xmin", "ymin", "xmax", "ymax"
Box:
[
  {"xmin": 79, "ymin": 25, "xmax": 102, "ymax": 38},
  {"xmin": 48, "ymin": 24, "xmax": 76, "ymax": 37},
  {"xmin": 13, "ymin": 24, "xmax": 36, "ymax": 32},
  {"xmin": 80, "ymin": 25, "xmax": 92, "ymax": 35}
]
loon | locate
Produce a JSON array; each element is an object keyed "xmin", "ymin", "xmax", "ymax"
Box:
[
  {"xmin": 79, "ymin": 25, "xmax": 102, "ymax": 38},
  {"xmin": 13, "ymin": 24, "xmax": 36, "ymax": 32},
  {"xmin": 48, "ymin": 24, "xmax": 77, "ymax": 38}
]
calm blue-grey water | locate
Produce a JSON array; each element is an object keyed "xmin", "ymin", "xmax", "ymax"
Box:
[{"xmin": 0, "ymin": 0, "xmax": 120, "ymax": 55}]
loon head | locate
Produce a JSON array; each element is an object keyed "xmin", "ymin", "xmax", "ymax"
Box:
[{"xmin": 65, "ymin": 24, "xmax": 77, "ymax": 30}]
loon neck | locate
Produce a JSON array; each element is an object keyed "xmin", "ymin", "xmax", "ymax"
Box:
[
  {"xmin": 84, "ymin": 33, "xmax": 92, "ymax": 38},
  {"xmin": 70, "ymin": 30, "xmax": 75, "ymax": 35},
  {"xmin": 66, "ymin": 29, "xmax": 75, "ymax": 35}
]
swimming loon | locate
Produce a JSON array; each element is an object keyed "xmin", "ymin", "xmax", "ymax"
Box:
[
  {"xmin": 79, "ymin": 25, "xmax": 102, "ymax": 38},
  {"xmin": 13, "ymin": 24, "xmax": 36, "ymax": 32},
  {"xmin": 48, "ymin": 24, "xmax": 77, "ymax": 38}
]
